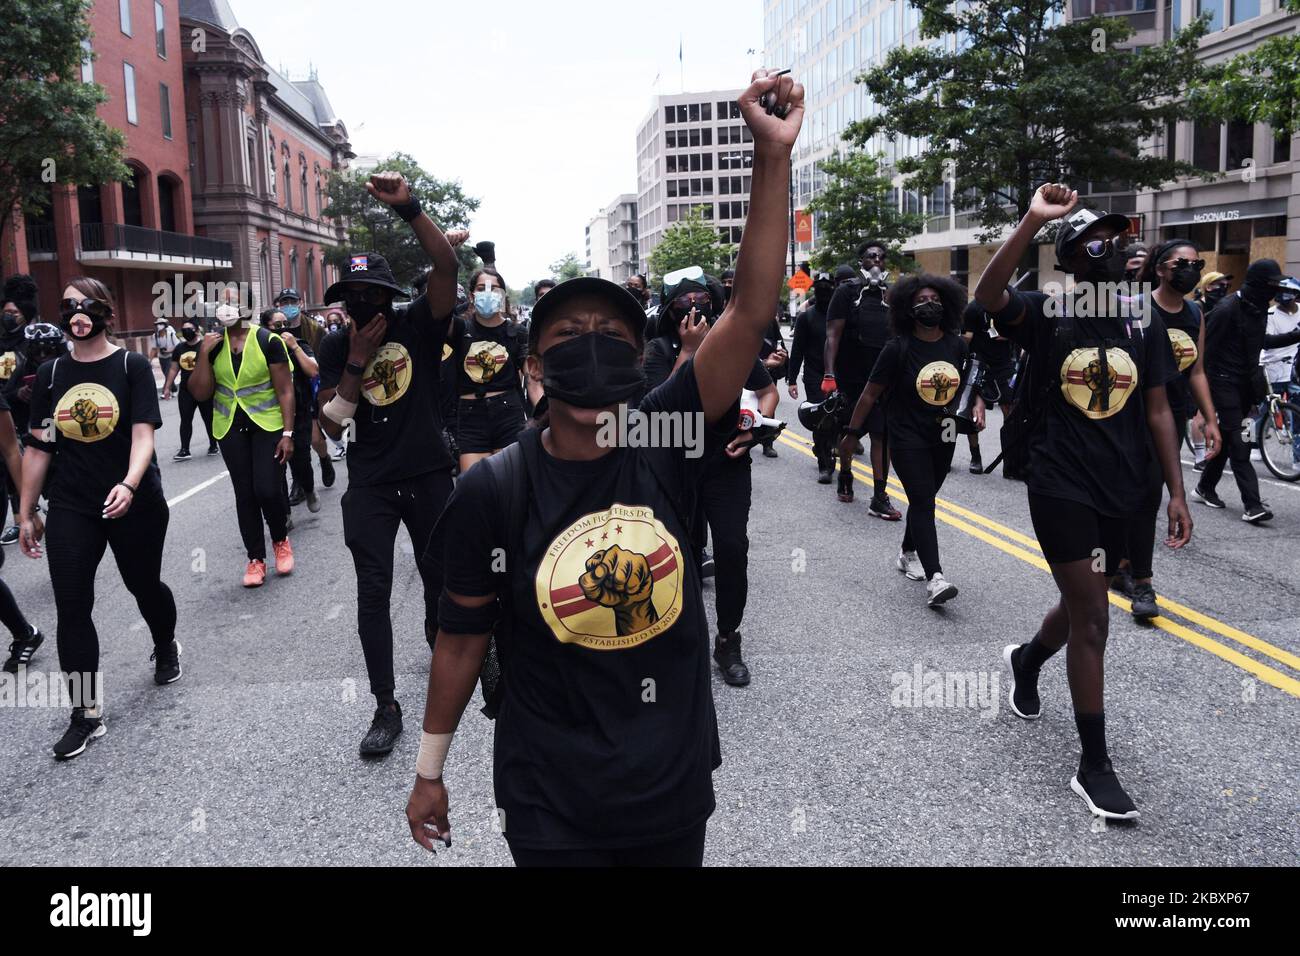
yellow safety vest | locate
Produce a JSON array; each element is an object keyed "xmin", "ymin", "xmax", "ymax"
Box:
[{"xmin": 211, "ymin": 328, "xmax": 287, "ymax": 439}]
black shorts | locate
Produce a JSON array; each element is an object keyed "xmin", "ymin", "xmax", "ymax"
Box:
[
  {"xmin": 979, "ymin": 364, "xmax": 1016, "ymax": 406},
  {"xmin": 456, "ymin": 392, "xmax": 526, "ymax": 454},
  {"xmin": 841, "ymin": 380, "xmax": 886, "ymax": 436},
  {"xmin": 1028, "ymin": 494, "xmax": 1127, "ymax": 572}
]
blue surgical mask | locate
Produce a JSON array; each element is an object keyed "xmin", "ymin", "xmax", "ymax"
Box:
[
  {"xmin": 280, "ymin": 305, "xmax": 301, "ymax": 321},
  {"xmin": 474, "ymin": 290, "xmax": 503, "ymax": 318}
]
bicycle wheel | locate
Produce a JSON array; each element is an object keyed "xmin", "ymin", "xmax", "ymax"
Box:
[{"xmin": 1259, "ymin": 401, "xmax": 1300, "ymax": 481}]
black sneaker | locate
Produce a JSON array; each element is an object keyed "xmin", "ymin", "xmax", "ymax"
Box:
[
  {"xmin": 1002, "ymin": 644, "xmax": 1041, "ymax": 720},
  {"xmin": 320, "ymin": 457, "xmax": 336, "ymax": 488},
  {"xmin": 4, "ymin": 625, "xmax": 43, "ymax": 673},
  {"xmin": 306, "ymin": 490, "xmax": 321, "ymax": 514},
  {"xmin": 207, "ymin": 445, "xmax": 220, "ymax": 456},
  {"xmin": 762, "ymin": 443, "xmax": 778, "ymax": 459},
  {"xmin": 288, "ymin": 483, "xmax": 306, "ymax": 506},
  {"xmin": 713, "ymin": 632, "xmax": 751, "ymax": 687},
  {"xmin": 1071, "ymin": 759, "xmax": 1140, "ymax": 820},
  {"xmin": 151, "ymin": 640, "xmax": 182, "ymax": 685},
  {"xmin": 969, "ymin": 454, "xmax": 983, "ymax": 475},
  {"xmin": 173, "ymin": 449, "xmax": 192, "ymax": 462},
  {"xmin": 1192, "ymin": 458, "xmax": 1206, "ymax": 473},
  {"xmin": 1242, "ymin": 504, "xmax": 1273, "ymax": 524},
  {"xmin": 817, "ymin": 461, "xmax": 833, "ymax": 484},
  {"xmin": 1109, "ymin": 567, "xmax": 1135, "ymax": 599},
  {"xmin": 53, "ymin": 709, "xmax": 106, "ymax": 760},
  {"xmin": 0, "ymin": 526, "xmax": 18, "ymax": 546},
  {"xmin": 699, "ymin": 550, "xmax": 715, "ymax": 579},
  {"xmin": 1130, "ymin": 582, "xmax": 1158, "ymax": 621},
  {"xmin": 1193, "ymin": 484, "xmax": 1226, "ymax": 509},
  {"xmin": 868, "ymin": 494, "xmax": 902, "ymax": 521},
  {"xmin": 359, "ymin": 702, "xmax": 402, "ymax": 757}
]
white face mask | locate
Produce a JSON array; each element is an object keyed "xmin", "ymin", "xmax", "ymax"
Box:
[
  {"xmin": 215, "ymin": 304, "xmax": 241, "ymax": 328},
  {"xmin": 474, "ymin": 290, "xmax": 503, "ymax": 318}
]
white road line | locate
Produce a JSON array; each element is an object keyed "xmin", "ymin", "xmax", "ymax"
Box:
[{"xmin": 166, "ymin": 471, "xmax": 230, "ymax": 508}]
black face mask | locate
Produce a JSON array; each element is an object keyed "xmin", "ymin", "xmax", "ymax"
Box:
[
  {"xmin": 1077, "ymin": 248, "xmax": 1128, "ymax": 285},
  {"xmin": 542, "ymin": 332, "xmax": 646, "ymax": 409},
  {"xmin": 674, "ymin": 301, "xmax": 713, "ymax": 324},
  {"xmin": 1, "ymin": 312, "xmax": 23, "ymax": 334},
  {"xmin": 182, "ymin": 327, "xmax": 198, "ymax": 341},
  {"xmin": 913, "ymin": 301, "xmax": 944, "ymax": 328},
  {"xmin": 348, "ymin": 300, "xmax": 392, "ymax": 328},
  {"xmin": 1203, "ymin": 289, "xmax": 1227, "ymax": 309},
  {"xmin": 58, "ymin": 300, "xmax": 110, "ymax": 341},
  {"xmin": 813, "ymin": 285, "xmax": 833, "ymax": 310},
  {"xmin": 1169, "ymin": 265, "xmax": 1201, "ymax": 295}
]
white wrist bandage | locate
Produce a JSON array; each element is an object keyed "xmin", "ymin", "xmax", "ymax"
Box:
[
  {"xmin": 416, "ymin": 732, "xmax": 453, "ymax": 781},
  {"xmin": 322, "ymin": 394, "xmax": 358, "ymax": 425}
]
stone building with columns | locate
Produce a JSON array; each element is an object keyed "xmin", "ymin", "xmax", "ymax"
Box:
[{"xmin": 179, "ymin": 0, "xmax": 351, "ymax": 313}]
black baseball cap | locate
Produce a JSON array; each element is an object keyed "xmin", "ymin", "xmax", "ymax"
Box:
[
  {"xmin": 323, "ymin": 252, "xmax": 409, "ymax": 303},
  {"xmin": 275, "ymin": 288, "xmax": 301, "ymax": 303},
  {"xmin": 1054, "ymin": 207, "xmax": 1131, "ymax": 262},
  {"xmin": 528, "ymin": 277, "xmax": 647, "ymax": 353}
]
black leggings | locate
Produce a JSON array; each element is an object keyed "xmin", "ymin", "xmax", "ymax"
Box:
[
  {"xmin": 219, "ymin": 420, "xmax": 288, "ymax": 560},
  {"xmin": 507, "ymin": 822, "xmax": 707, "ymax": 867},
  {"xmin": 45, "ymin": 498, "xmax": 176, "ymax": 684},
  {"xmin": 0, "ymin": 547, "xmax": 32, "ymax": 639},
  {"xmin": 1199, "ymin": 379, "xmax": 1262, "ymax": 509},
  {"xmin": 178, "ymin": 386, "xmax": 215, "ymax": 452},
  {"xmin": 283, "ymin": 418, "xmax": 315, "ymax": 500},
  {"xmin": 694, "ymin": 453, "xmax": 752, "ymax": 635},
  {"xmin": 342, "ymin": 471, "xmax": 452, "ymax": 700},
  {"xmin": 891, "ymin": 442, "xmax": 955, "ymax": 579}
]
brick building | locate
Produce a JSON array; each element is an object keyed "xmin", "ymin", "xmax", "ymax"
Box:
[
  {"xmin": 9, "ymin": 0, "xmax": 233, "ymax": 337},
  {"xmin": 179, "ymin": 0, "xmax": 351, "ymax": 313}
]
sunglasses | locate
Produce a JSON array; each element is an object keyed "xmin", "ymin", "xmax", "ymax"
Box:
[
  {"xmin": 862, "ymin": 251, "xmax": 886, "ymax": 261},
  {"xmin": 1080, "ymin": 236, "xmax": 1128, "ymax": 259},
  {"xmin": 675, "ymin": 294, "xmax": 711, "ymax": 308},
  {"xmin": 341, "ymin": 287, "xmax": 390, "ymax": 306},
  {"xmin": 1166, "ymin": 257, "xmax": 1206, "ymax": 272},
  {"xmin": 58, "ymin": 298, "xmax": 111, "ymax": 320}
]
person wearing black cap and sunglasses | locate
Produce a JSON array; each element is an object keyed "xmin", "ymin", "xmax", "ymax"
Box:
[
  {"xmin": 1194, "ymin": 259, "xmax": 1300, "ymax": 523},
  {"xmin": 405, "ymin": 69, "xmax": 804, "ymax": 865},
  {"xmin": 163, "ymin": 320, "xmax": 218, "ymax": 460},
  {"xmin": 316, "ymin": 171, "xmax": 463, "ymax": 759},
  {"xmin": 975, "ymin": 184, "xmax": 1190, "ymax": 822}
]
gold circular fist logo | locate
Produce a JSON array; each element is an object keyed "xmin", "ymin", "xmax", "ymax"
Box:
[
  {"xmin": 179, "ymin": 351, "xmax": 198, "ymax": 372},
  {"xmin": 1168, "ymin": 328, "xmax": 1197, "ymax": 373},
  {"xmin": 463, "ymin": 340, "xmax": 509, "ymax": 385},
  {"xmin": 361, "ymin": 342, "xmax": 412, "ymax": 406},
  {"xmin": 1059, "ymin": 347, "xmax": 1138, "ymax": 420},
  {"xmin": 536, "ymin": 505, "xmax": 684, "ymax": 650},
  {"xmin": 55, "ymin": 383, "xmax": 119, "ymax": 443},
  {"xmin": 0, "ymin": 352, "xmax": 16, "ymax": 381},
  {"xmin": 915, "ymin": 361, "xmax": 961, "ymax": 407}
]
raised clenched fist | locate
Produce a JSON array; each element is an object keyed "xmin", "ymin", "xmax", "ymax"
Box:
[
  {"xmin": 579, "ymin": 545, "xmax": 660, "ymax": 636},
  {"xmin": 367, "ymin": 171, "xmax": 412, "ymax": 207}
]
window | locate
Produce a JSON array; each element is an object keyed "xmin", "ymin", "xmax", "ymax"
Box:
[
  {"xmin": 1219, "ymin": 219, "xmax": 1250, "ymax": 253},
  {"xmin": 123, "ymin": 63, "xmax": 138, "ymax": 124},
  {"xmin": 1192, "ymin": 121, "xmax": 1221, "ymax": 171},
  {"xmin": 702, "ymin": 128, "xmax": 712, "ymax": 146},
  {"xmin": 677, "ymin": 105, "xmax": 688, "ymax": 122},
  {"xmin": 120, "ymin": 0, "xmax": 132, "ymax": 35},
  {"xmin": 702, "ymin": 103, "xmax": 712, "ymax": 121},
  {"xmin": 950, "ymin": 246, "xmax": 969, "ymax": 288},
  {"xmin": 1255, "ymin": 215, "xmax": 1287, "ymax": 238},
  {"xmin": 1230, "ymin": 0, "xmax": 1259, "ymax": 24},
  {"xmin": 1225, "ymin": 120, "xmax": 1253, "ymax": 171},
  {"xmin": 155, "ymin": 2, "xmax": 166, "ymax": 57},
  {"xmin": 123, "ymin": 166, "xmax": 145, "ymax": 227},
  {"xmin": 284, "ymin": 162, "xmax": 292, "ymax": 209},
  {"xmin": 1196, "ymin": 0, "xmax": 1223, "ymax": 30},
  {"xmin": 159, "ymin": 82, "xmax": 172, "ymax": 138},
  {"xmin": 702, "ymin": 154, "xmax": 713, "ymax": 171},
  {"xmin": 1275, "ymin": 131, "xmax": 1292, "ymax": 164},
  {"xmin": 720, "ymin": 177, "xmax": 730, "ymax": 195},
  {"xmin": 742, "ymin": 127, "xmax": 753, "ymax": 143},
  {"xmin": 689, "ymin": 103, "xmax": 699, "ymax": 122},
  {"xmin": 668, "ymin": 205, "xmax": 680, "ymax": 223},
  {"xmin": 689, "ymin": 153, "xmax": 700, "ymax": 172},
  {"xmin": 158, "ymin": 176, "xmax": 177, "ymax": 232},
  {"xmin": 688, "ymin": 128, "xmax": 700, "ymax": 147},
  {"xmin": 665, "ymin": 130, "xmax": 676, "ymax": 148},
  {"xmin": 81, "ymin": 39, "xmax": 93, "ymax": 82},
  {"xmin": 667, "ymin": 180, "xmax": 678, "ymax": 198},
  {"xmin": 666, "ymin": 156, "xmax": 677, "ymax": 173},
  {"xmin": 665, "ymin": 106, "xmax": 675, "ymax": 124}
]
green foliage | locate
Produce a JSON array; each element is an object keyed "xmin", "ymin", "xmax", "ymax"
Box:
[
  {"xmin": 323, "ymin": 152, "xmax": 479, "ymax": 288},
  {"xmin": 1191, "ymin": 0, "xmax": 1300, "ymax": 138},
  {"xmin": 0, "ymin": 0, "xmax": 130, "ymax": 237},
  {"xmin": 549, "ymin": 252, "xmax": 586, "ymax": 282},
  {"xmin": 850, "ymin": 0, "xmax": 1215, "ymax": 242},
  {"xmin": 646, "ymin": 205, "xmax": 737, "ymax": 282},
  {"xmin": 806, "ymin": 149, "xmax": 924, "ymax": 273}
]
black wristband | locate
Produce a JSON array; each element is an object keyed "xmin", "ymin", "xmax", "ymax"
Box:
[
  {"xmin": 117, "ymin": 481, "xmax": 137, "ymax": 494},
  {"xmin": 392, "ymin": 198, "xmax": 422, "ymax": 223},
  {"xmin": 345, "ymin": 361, "xmax": 366, "ymax": 377}
]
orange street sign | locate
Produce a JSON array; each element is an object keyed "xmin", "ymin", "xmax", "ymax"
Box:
[{"xmin": 788, "ymin": 271, "xmax": 813, "ymax": 292}]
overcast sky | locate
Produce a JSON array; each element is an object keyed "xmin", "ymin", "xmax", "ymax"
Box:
[{"xmin": 233, "ymin": 0, "xmax": 763, "ymax": 285}]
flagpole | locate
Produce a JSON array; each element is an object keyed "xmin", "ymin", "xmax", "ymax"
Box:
[{"xmin": 679, "ymin": 34, "xmax": 684, "ymax": 93}]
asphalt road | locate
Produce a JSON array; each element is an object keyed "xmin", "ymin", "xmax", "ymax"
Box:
[{"xmin": 1, "ymin": 385, "xmax": 1297, "ymax": 866}]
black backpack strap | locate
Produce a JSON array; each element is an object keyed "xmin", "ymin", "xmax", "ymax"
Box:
[{"xmin": 476, "ymin": 440, "xmax": 530, "ymax": 719}]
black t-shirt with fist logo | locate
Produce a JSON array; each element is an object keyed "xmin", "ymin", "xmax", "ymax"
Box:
[
  {"xmin": 868, "ymin": 332, "xmax": 968, "ymax": 451},
  {"xmin": 431, "ymin": 359, "xmax": 736, "ymax": 851},
  {"xmin": 29, "ymin": 349, "xmax": 164, "ymax": 516},
  {"xmin": 452, "ymin": 315, "xmax": 524, "ymax": 397},
  {"xmin": 318, "ymin": 294, "xmax": 454, "ymax": 487}
]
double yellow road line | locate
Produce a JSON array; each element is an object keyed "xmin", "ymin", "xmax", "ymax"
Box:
[{"xmin": 777, "ymin": 430, "xmax": 1300, "ymax": 699}]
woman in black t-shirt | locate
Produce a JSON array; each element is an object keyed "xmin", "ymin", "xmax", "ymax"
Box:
[
  {"xmin": 974, "ymin": 185, "xmax": 1191, "ymax": 822},
  {"xmin": 19, "ymin": 277, "xmax": 179, "ymax": 762},
  {"xmin": 838, "ymin": 274, "xmax": 980, "ymax": 607},
  {"xmin": 404, "ymin": 69, "xmax": 805, "ymax": 866},
  {"xmin": 1112, "ymin": 241, "xmax": 1222, "ymax": 620},
  {"xmin": 453, "ymin": 267, "xmax": 527, "ymax": 473}
]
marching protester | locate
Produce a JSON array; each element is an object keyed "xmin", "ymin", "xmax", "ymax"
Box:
[
  {"xmin": 452, "ymin": 267, "xmax": 528, "ymax": 474},
  {"xmin": 1194, "ymin": 270, "xmax": 1231, "ymax": 313},
  {"xmin": 186, "ymin": 298, "xmax": 296, "ymax": 588},
  {"xmin": 839, "ymin": 274, "xmax": 976, "ymax": 607},
  {"xmin": 1194, "ymin": 259, "xmax": 1300, "ymax": 522},
  {"xmin": 316, "ymin": 172, "xmax": 461, "ymax": 758},
  {"xmin": 960, "ymin": 300, "xmax": 1015, "ymax": 475},
  {"xmin": 405, "ymin": 69, "xmax": 804, "ymax": 864},
  {"xmin": 0, "ymin": 275, "xmax": 39, "ymax": 546},
  {"xmin": 20, "ymin": 278, "xmax": 180, "ymax": 760},
  {"xmin": 150, "ymin": 319, "xmax": 179, "ymax": 398},
  {"xmin": 787, "ymin": 271, "xmax": 834, "ymax": 481},
  {"xmin": 163, "ymin": 320, "xmax": 218, "ymax": 460},
  {"xmin": 824, "ymin": 241, "xmax": 899, "ymax": 518},
  {"xmin": 534, "ymin": 279, "xmax": 556, "ymax": 301},
  {"xmin": 265, "ymin": 308, "xmax": 322, "ymax": 515},
  {"xmin": 1258, "ymin": 279, "xmax": 1299, "ymax": 450},
  {"xmin": 0, "ymin": 387, "xmax": 41, "ymax": 674},
  {"xmin": 1112, "ymin": 240, "xmax": 1222, "ymax": 620},
  {"xmin": 975, "ymin": 186, "xmax": 1191, "ymax": 820}
]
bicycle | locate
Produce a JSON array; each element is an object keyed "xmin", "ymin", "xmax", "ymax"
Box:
[{"xmin": 1254, "ymin": 385, "xmax": 1300, "ymax": 482}]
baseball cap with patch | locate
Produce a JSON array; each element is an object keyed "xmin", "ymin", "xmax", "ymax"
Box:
[
  {"xmin": 1198, "ymin": 271, "xmax": 1232, "ymax": 290},
  {"xmin": 275, "ymin": 288, "xmax": 301, "ymax": 303},
  {"xmin": 527, "ymin": 277, "xmax": 647, "ymax": 353},
  {"xmin": 1054, "ymin": 207, "xmax": 1131, "ymax": 263},
  {"xmin": 323, "ymin": 252, "xmax": 409, "ymax": 303}
]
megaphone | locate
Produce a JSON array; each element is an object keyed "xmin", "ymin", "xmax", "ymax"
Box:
[
  {"xmin": 797, "ymin": 391, "xmax": 849, "ymax": 434},
  {"xmin": 950, "ymin": 353, "xmax": 985, "ymax": 435},
  {"xmin": 735, "ymin": 390, "xmax": 786, "ymax": 449}
]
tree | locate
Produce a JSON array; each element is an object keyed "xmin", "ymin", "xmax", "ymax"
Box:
[
  {"xmin": 850, "ymin": 1, "xmax": 1215, "ymax": 243},
  {"xmin": 647, "ymin": 205, "xmax": 737, "ymax": 283},
  {"xmin": 0, "ymin": 0, "xmax": 130, "ymax": 247},
  {"xmin": 806, "ymin": 148, "xmax": 925, "ymax": 272},
  {"xmin": 549, "ymin": 252, "xmax": 586, "ymax": 282},
  {"xmin": 1191, "ymin": 0, "xmax": 1300, "ymax": 141},
  {"xmin": 323, "ymin": 152, "xmax": 479, "ymax": 288}
]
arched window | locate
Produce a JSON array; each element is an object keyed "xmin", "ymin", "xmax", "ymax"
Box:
[
  {"xmin": 157, "ymin": 174, "xmax": 179, "ymax": 232},
  {"xmin": 306, "ymin": 250, "xmax": 316, "ymax": 301},
  {"xmin": 300, "ymin": 162, "xmax": 308, "ymax": 217},
  {"xmin": 290, "ymin": 249, "xmax": 299, "ymax": 292},
  {"xmin": 267, "ymin": 135, "xmax": 277, "ymax": 194},
  {"xmin": 259, "ymin": 241, "xmax": 271, "ymax": 311},
  {"xmin": 283, "ymin": 162, "xmax": 292, "ymax": 209}
]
